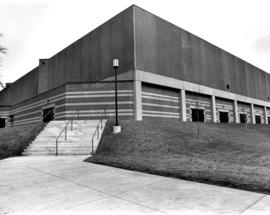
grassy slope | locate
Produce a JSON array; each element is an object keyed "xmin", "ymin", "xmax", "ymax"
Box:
[
  {"xmin": 0, "ymin": 123, "xmax": 45, "ymax": 159},
  {"xmin": 88, "ymin": 119, "xmax": 270, "ymax": 194}
]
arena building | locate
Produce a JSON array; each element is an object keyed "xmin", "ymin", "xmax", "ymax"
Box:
[{"xmin": 1, "ymin": 5, "xmax": 270, "ymax": 127}]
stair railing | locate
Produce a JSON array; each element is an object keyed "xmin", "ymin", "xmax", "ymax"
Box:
[
  {"xmin": 91, "ymin": 108, "xmax": 107, "ymax": 155},
  {"xmin": 55, "ymin": 108, "xmax": 80, "ymax": 156}
]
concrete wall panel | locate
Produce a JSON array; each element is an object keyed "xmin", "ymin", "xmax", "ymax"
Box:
[
  {"xmin": 216, "ymin": 98, "xmax": 234, "ymax": 123},
  {"xmin": 134, "ymin": 6, "xmax": 270, "ymax": 102},
  {"xmin": 0, "ymin": 6, "xmax": 135, "ymax": 106},
  {"xmin": 237, "ymin": 102, "xmax": 251, "ymax": 124},
  {"xmin": 141, "ymin": 83, "xmax": 180, "ymax": 118},
  {"xmin": 254, "ymin": 105, "xmax": 264, "ymax": 124},
  {"xmin": 186, "ymin": 92, "xmax": 212, "ymax": 122}
]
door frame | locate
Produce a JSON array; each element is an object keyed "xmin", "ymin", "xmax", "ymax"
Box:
[{"xmin": 42, "ymin": 103, "xmax": 55, "ymax": 122}]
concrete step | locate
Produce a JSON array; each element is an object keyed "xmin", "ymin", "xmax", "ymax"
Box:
[
  {"xmin": 27, "ymin": 142, "xmax": 92, "ymax": 147},
  {"xmin": 28, "ymin": 139, "xmax": 99, "ymax": 145},
  {"xmin": 26, "ymin": 149, "xmax": 91, "ymax": 153},
  {"xmin": 24, "ymin": 119, "xmax": 106, "ymax": 156},
  {"xmin": 26, "ymin": 144, "xmax": 91, "ymax": 148},
  {"xmin": 42, "ymin": 129, "xmax": 96, "ymax": 132},
  {"xmin": 45, "ymin": 129, "xmax": 99, "ymax": 134},
  {"xmin": 25, "ymin": 145, "xmax": 91, "ymax": 150},
  {"xmin": 26, "ymin": 146, "xmax": 92, "ymax": 151},
  {"xmin": 32, "ymin": 139, "xmax": 93, "ymax": 143},
  {"xmin": 23, "ymin": 151, "xmax": 91, "ymax": 155},
  {"xmin": 37, "ymin": 134, "xmax": 93, "ymax": 138}
]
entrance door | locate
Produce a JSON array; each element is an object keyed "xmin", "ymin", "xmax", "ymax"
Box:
[
  {"xmin": 192, "ymin": 109, "xmax": 204, "ymax": 122},
  {"xmin": 219, "ymin": 111, "xmax": 229, "ymax": 123},
  {"xmin": 240, "ymin": 113, "xmax": 247, "ymax": 124},
  {"xmin": 43, "ymin": 107, "xmax": 54, "ymax": 122},
  {"xmin": 255, "ymin": 115, "xmax": 261, "ymax": 124},
  {"xmin": 0, "ymin": 118, "xmax": 6, "ymax": 128}
]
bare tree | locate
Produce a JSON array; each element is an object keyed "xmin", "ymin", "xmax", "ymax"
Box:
[
  {"xmin": 0, "ymin": 33, "xmax": 7, "ymax": 89},
  {"xmin": 0, "ymin": 33, "xmax": 6, "ymax": 54}
]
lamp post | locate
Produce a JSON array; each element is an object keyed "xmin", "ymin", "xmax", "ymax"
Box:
[{"xmin": 113, "ymin": 59, "xmax": 121, "ymax": 133}]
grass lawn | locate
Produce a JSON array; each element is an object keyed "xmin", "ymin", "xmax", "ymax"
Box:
[
  {"xmin": 0, "ymin": 123, "xmax": 45, "ymax": 160},
  {"xmin": 87, "ymin": 118, "xmax": 270, "ymax": 194}
]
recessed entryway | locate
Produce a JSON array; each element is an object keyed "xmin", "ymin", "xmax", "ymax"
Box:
[
  {"xmin": 255, "ymin": 115, "xmax": 261, "ymax": 124},
  {"xmin": 192, "ymin": 109, "xmax": 204, "ymax": 122},
  {"xmin": 219, "ymin": 111, "xmax": 229, "ymax": 123},
  {"xmin": 42, "ymin": 107, "xmax": 54, "ymax": 123},
  {"xmin": 0, "ymin": 118, "xmax": 6, "ymax": 128},
  {"xmin": 239, "ymin": 113, "xmax": 247, "ymax": 124}
]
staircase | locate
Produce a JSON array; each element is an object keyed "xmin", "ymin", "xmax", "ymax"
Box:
[{"xmin": 23, "ymin": 120, "xmax": 106, "ymax": 155}]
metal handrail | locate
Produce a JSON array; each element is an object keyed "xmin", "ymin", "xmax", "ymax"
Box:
[
  {"xmin": 91, "ymin": 108, "xmax": 107, "ymax": 155},
  {"xmin": 55, "ymin": 108, "xmax": 80, "ymax": 155}
]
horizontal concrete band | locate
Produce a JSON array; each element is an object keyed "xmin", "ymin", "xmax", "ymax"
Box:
[
  {"xmin": 17, "ymin": 91, "xmax": 130, "ymax": 113},
  {"xmin": 0, "ymin": 111, "xmax": 9, "ymax": 118},
  {"xmin": 11, "ymin": 90, "xmax": 132, "ymax": 115},
  {"xmin": 57, "ymin": 113, "xmax": 134, "ymax": 118},
  {"xmin": 142, "ymin": 114, "xmax": 180, "ymax": 118},
  {"xmin": 2, "ymin": 89, "xmax": 134, "ymax": 126},
  {"xmin": 142, "ymin": 104, "xmax": 179, "ymax": 113},
  {"xmin": 132, "ymin": 70, "xmax": 270, "ymax": 108},
  {"xmin": 141, "ymin": 85, "xmax": 181, "ymax": 119},
  {"xmin": 12, "ymin": 107, "xmax": 132, "ymax": 126}
]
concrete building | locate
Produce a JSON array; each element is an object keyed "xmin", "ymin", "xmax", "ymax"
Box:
[{"xmin": 1, "ymin": 5, "xmax": 270, "ymax": 127}]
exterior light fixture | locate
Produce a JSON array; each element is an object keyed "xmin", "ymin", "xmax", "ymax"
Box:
[
  {"xmin": 113, "ymin": 59, "xmax": 119, "ymax": 69},
  {"xmin": 113, "ymin": 58, "xmax": 121, "ymax": 133}
]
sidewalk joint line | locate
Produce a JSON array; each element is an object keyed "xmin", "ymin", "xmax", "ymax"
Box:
[
  {"xmin": 26, "ymin": 165, "xmax": 168, "ymax": 214},
  {"xmin": 240, "ymin": 194, "xmax": 267, "ymax": 214}
]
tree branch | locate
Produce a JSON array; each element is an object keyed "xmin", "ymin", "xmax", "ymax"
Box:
[{"xmin": 0, "ymin": 33, "xmax": 6, "ymax": 54}]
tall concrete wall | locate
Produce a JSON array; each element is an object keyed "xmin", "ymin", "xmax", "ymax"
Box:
[
  {"xmin": 134, "ymin": 6, "xmax": 270, "ymax": 102},
  {"xmin": 2, "ymin": 4, "xmax": 270, "ymax": 109},
  {"xmin": 45, "ymin": 6, "xmax": 134, "ymax": 91},
  {"xmin": 0, "ymin": 6, "xmax": 135, "ymax": 106}
]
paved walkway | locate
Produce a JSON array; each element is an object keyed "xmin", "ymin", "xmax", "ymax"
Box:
[{"xmin": 0, "ymin": 156, "xmax": 270, "ymax": 215}]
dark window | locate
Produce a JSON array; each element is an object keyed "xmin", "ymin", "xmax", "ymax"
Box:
[
  {"xmin": 240, "ymin": 113, "xmax": 247, "ymax": 124},
  {"xmin": 255, "ymin": 115, "xmax": 261, "ymax": 124},
  {"xmin": 226, "ymin": 84, "xmax": 230, "ymax": 90},
  {"xmin": 0, "ymin": 118, "xmax": 6, "ymax": 128},
  {"xmin": 268, "ymin": 117, "xmax": 270, "ymax": 124},
  {"xmin": 43, "ymin": 107, "xmax": 54, "ymax": 123},
  {"xmin": 192, "ymin": 109, "xmax": 204, "ymax": 122},
  {"xmin": 9, "ymin": 115, "xmax": 14, "ymax": 126},
  {"xmin": 219, "ymin": 111, "xmax": 229, "ymax": 123}
]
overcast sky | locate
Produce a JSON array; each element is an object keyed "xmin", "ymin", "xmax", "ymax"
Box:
[{"xmin": 1, "ymin": 0, "xmax": 270, "ymax": 84}]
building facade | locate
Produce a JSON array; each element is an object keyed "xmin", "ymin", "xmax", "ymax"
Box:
[{"xmin": 1, "ymin": 5, "xmax": 270, "ymax": 127}]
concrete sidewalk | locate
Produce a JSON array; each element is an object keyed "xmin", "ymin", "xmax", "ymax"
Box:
[{"xmin": 0, "ymin": 156, "xmax": 269, "ymax": 215}]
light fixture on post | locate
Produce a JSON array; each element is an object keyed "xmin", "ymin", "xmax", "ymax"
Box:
[{"xmin": 113, "ymin": 58, "xmax": 121, "ymax": 134}]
